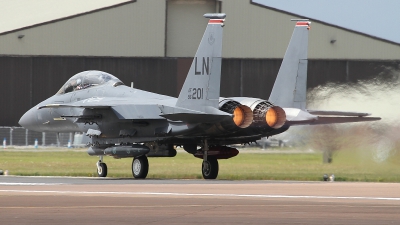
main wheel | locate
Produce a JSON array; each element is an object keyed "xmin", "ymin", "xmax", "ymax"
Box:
[
  {"xmin": 202, "ymin": 156, "xmax": 219, "ymax": 179},
  {"xmin": 132, "ymin": 155, "xmax": 149, "ymax": 179},
  {"xmin": 97, "ymin": 162, "xmax": 107, "ymax": 177}
]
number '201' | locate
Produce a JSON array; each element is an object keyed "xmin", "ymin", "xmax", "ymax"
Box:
[{"xmin": 191, "ymin": 88, "xmax": 203, "ymax": 99}]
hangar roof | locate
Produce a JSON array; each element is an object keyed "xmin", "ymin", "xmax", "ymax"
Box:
[
  {"xmin": 0, "ymin": 0, "xmax": 132, "ymax": 34},
  {"xmin": 253, "ymin": 0, "xmax": 400, "ymax": 44}
]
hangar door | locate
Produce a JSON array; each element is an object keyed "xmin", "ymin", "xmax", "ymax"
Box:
[{"xmin": 166, "ymin": 0, "xmax": 218, "ymax": 57}]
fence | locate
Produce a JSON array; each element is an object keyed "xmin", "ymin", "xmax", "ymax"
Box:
[{"xmin": 0, "ymin": 127, "xmax": 88, "ymax": 147}]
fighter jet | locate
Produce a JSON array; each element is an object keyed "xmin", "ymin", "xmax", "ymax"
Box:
[{"xmin": 19, "ymin": 14, "xmax": 380, "ymax": 179}]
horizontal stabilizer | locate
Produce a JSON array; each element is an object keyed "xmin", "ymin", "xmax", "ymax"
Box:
[
  {"xmin": 284, "ymin": 108, "xmax": 381, "ymax": 126},
  {"xmin": 287, "ymin": 116, "xmax": 381, "ymax": 126},
  {"xmin": 307, "ymin": 110, "xmax": 371, "ymax": 117},
  {"xmin": 284, "ymin": 108, "xmax": 318, "ymax": 122}
]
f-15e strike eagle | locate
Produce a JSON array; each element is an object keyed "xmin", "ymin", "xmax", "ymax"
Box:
[{"xmin": 19, "ymin": 14, "xmax": 380, "ymax": 179}]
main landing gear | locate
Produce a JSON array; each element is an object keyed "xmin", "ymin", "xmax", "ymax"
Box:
[
  {"xmin": 132, "ymin": 155, "xmax": 149, "ymax": 179},
  {"xmin": 96, "ymin": 155, "xmax": 149, "ymax": 179},
  {"xmin": 202, "ymin": 156, "xmax": 219, "ymax": 179},
  {"xmin": 201, "ymin": 140, "xmax": 219, "ymax": 179},
  {"xmin": 94, "ymin": 140, "xmax": 224, "ymax": 179}
]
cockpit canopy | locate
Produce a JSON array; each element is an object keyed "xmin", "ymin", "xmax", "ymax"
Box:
[{"xmin": 57, "ymin": 70, "xmax": 124, "ymax": 95}]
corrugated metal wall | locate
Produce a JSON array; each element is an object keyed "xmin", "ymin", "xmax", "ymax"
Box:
[
  {"xmin": 0, "ymin": 56, "xmax": 177, "ymax": 126},
  {"xmin": 0, "ymin": 0, "xmax": 166, "ymax": 57},
  {"xmin": 0, "ymin": 57, "xmax": 32, "ymax": 126},
  {"xmin": 2, "ymin": 0, "xmax": 399, "ymax": 60},
  {"xmin": 1, "ymin": 56, "xmax": 398, "ymax": 126},
  {"xmin": 166, "ymin": 0, "xmax": 216, "ymax": 57}
]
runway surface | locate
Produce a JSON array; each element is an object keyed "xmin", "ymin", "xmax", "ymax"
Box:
[{"xmin": 1, "ymin": 176, "xmax": 399, "ymax": 224}]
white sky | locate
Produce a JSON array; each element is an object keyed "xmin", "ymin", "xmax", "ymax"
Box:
[{"xmin": 253, "ymin": 0, "xmax": 400, "ymax": 44}]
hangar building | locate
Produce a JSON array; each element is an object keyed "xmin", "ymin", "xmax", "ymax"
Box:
[{"xmin": 0, "ymin": 0, "xmax": 399, "ymax": 126}]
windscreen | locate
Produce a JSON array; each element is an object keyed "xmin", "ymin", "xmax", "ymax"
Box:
[{"xmin": 56, "ymin": 71, "xmax": 124, "ymax": 95}]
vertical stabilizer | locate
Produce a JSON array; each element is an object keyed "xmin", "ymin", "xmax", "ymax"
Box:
[
  {"xmin": 176, "ymin": 13, "xmax": 225, "ymax": 112},
  {"xmin": 269, "ymin": 20, "xmax": 310, "ymax": 110}
]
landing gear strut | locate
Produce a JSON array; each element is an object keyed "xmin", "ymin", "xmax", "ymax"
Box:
[
  {"xmin": 132, "ymin": 155, "xmax": 149, "ymax": 179},
  {"xmin": 202, "ymin": 140, "xmax": 219, "ymax": 179},
  {"xmin": 96, "ymin": 156, "xmax": 107, "ymax": 177}
]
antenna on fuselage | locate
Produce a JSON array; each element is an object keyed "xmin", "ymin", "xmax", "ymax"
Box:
[{"xmin": 131, "ymin": 82, "xmax": 134, "ymax": 88}]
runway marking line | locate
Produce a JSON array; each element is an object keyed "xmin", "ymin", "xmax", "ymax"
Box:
[
  {"xmin": 0, "ymin": 183, "xmax": 63, "ymax": 186},
  {"xmin": 0, "ymin": 204, "xmax": 398, "ymax": 210},
  {"xmin": 0, "ymin": 205, "xmax": 207, "ymax": 209},
  {"xmin": 0, "ymin": 189, "xmax": 400, "ymax": 201}
]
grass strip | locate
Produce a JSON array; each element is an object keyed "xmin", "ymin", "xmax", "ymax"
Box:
[{"xmin": 0, "ymin": 148, "xmax": 399, "ymax": 182}]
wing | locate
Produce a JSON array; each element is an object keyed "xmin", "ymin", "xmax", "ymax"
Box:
[
  {"xmin": 39, "ymin": 100, "xmax": 232, "ymax": 123},
  {"xmin": 38, "ymin": 97, "xmax": 164, "ymax": 120},
  {"xmin": 38, "ymin": 104, "xmax": 109, "ymax": 109}
]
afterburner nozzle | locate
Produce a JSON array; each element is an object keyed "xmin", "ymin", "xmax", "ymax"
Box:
[
  {"xmin": 233, "ymin": 105, "xmax": 253, "ymax": 128},
  {"xmin": 219, "ymin": 99, "xmax": 253, "ymax": 129},
  {"xmin": 265, "ymin": 106, "xmax": 286, "ymax": 129}
]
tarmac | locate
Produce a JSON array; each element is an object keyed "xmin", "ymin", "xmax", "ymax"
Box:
[{"xmin": 0, "ymin": 176, "xmax": 399, "ymax": 224}]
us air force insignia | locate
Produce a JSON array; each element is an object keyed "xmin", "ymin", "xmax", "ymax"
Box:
[{"xmin": 208, "ymin": 32, "xmax": 215, "ymax": 45}]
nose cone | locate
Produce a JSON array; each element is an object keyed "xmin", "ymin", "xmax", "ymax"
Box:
[{"xmin": 19, "ymin": 108, "xmax": 38, "ymax": 130}]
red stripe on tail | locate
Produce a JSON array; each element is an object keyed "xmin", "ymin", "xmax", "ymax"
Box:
[
  {"xmin": 296, "ymin": 22, "xmax": 310, "ymax": 26},
  {"xmin": 209, "ymin": 19, "xmax": 224, "ymax": 24}
]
